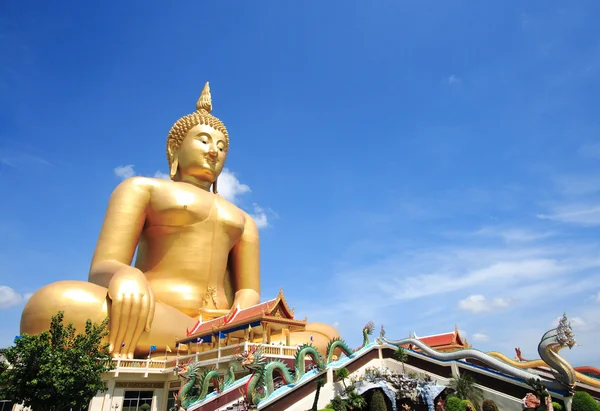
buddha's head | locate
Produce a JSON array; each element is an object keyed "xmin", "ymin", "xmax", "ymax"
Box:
[{"xmin": 166, "ymin": 82, "xmax": 229, "ymax": 192}]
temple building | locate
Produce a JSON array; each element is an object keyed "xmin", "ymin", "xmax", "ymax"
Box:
[
  {"xmin": 404, "ymin": 326, "xmax": 470, "ymax": 353},
  {"xmin": 178, "ymin": 289, "xmax": 307, "ymax": 350}
]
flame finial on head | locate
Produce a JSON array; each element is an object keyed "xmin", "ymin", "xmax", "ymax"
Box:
[{"xmin": 196, "ymin": 82, "xmax": 213, "ymax": 113}]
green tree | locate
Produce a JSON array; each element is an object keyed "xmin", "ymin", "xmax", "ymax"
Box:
[
  {"xmin": 449, "ymin": 374, "xmax": 484, "ymax": 409},
  {"xmin": 347, "ymin": 391, "xmax": 367, "ymax": 410},
  {"xmin": 311, "ymin": 375, "xmax": 327, "ymax": 411},
  {"xmin": 329, "ymin": 395, "xmax": 348, "ymax": 411},
  {"xmin": 482, "ymin": 399, "xmax": 499, "ymax": 411},
  {"xmin": 461, "ymin": 399, "xmax": 476, "ymax": 410},
  {"xmin": 140, "ymin": 404, "xmax": 151, "ymax": 411},
  {"xmin": 393, "ymin": 347, "xmax": 408, "ymax": 374},
  {"xmin": 368, "ymin": 389, "xmax": 387, "ymax": 411},
  {"xmin": 335, "ymin": 367, "xmax": 351, "ymax": 393},
  {"xmin": 572, "ymin": 391, "xmax": 600, "ymax": 411},
  {"xmin": 0, "ymin": 311, "xmax": 113, "ymax": 411},
  {"xmin": 446, "ymin": 397, "xmax": 463, "ymax": 411}
]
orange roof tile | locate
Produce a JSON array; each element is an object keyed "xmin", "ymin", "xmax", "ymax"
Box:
[
  {"xmin": 186, "ymin": 299, "xmax": 277, "ymax": 336},
  {"xmin": 417, "ymin": 332, "xmax": 455, "ymax": 347}
]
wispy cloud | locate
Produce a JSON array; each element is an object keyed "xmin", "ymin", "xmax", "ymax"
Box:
[
  {"xmin": 0, "ymin": 148, "xmax": 52, "ymax": 169},
  {"xmin": 538, "ymin": 204, "xmax": 600, "ymax": 226},
  {"xmin": 0, "ymin": 286, "xmax": 32, "ymax": 309},
  {"xmin": 113, "ymin": 164, "xmax": 135, "ymax": 180},
  {"xmin": 217, "ymin": 168, "xmax": 251, "ymax": 204},
  {"xmin": 447, "ymin": 74, "xmax": 461, "ymax": 85},
  {"xmin": 472, "ymin": 332, "xmax": 489, "ymax": 342},
  {"xmin": 458, "ymin": 295, "xmax": 512, "ymax": 314},
  {"xmin": 472, "ymin": 226, "xmax": 554, "ymax": 243}
]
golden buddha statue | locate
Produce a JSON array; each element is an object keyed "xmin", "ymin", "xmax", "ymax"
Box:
[{"xmin": 20, "ymin": 83, "xmax": 339, "ymax": 358}]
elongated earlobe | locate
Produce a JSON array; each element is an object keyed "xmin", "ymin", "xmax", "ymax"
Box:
[
  {"xmin": 169, "ymin": 157, "xmax": 179, "ymax": 180},
  {"xmin": 212, "ymin": 178, "xmax": 219, "ymax": 194}
]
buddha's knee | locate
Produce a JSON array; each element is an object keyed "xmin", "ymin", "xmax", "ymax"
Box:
[
  {"xmin": 20, "ymin": 280, "xmax": 108, "ymax": 335},
  {"xmin": 305, "ymin": 322, "xmax": 341, "ymax": 340}
]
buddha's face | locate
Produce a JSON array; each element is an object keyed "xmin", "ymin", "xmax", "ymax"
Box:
[{"xmin": 176, "ymin": 124, "xmax": 228, "ymax": 182}]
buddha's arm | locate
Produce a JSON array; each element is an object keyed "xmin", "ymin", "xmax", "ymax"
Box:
[
  {"xmin": 229, "ymin": 213, "xmax": 261, "ymax": 308},
  {"xmin": 88, "ymin": 177, "xmax": 151, "ymax": 286},
  {"xmin": 88, "ymin": 177, "xmax": 156, "ymax": 357}
]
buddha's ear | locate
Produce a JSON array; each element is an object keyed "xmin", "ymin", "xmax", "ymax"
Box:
[
  {"xmin": 169, "ymin": 157, "xmax": 179, "ymax": 180},
  {"xmin": 167, "ymin": 140, "xmax": 179, "ymax": 179}
]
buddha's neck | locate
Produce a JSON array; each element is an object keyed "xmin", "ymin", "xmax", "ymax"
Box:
[{"xmin": 178, "ymin": 175, "xmax": 213, "ymax": 192}]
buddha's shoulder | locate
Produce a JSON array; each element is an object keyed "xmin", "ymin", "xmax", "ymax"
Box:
[{"xmin": 112, "ymin": 176, "xmax": 172, "ymax": 194}]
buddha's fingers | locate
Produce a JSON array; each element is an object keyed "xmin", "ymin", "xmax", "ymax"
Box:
[
  {"xmin": 113, "ymin": 293, "xmax": 133, "ymax": 356},
  {"xmin": 127, "ymin": 294, "xmax": 149, "ymax": 359},
  {"xmin": 108, "ymin": 295, "xmax": 121, "ymax": 353},
  {"xmin": 121, "ymin": 293, "xmax": 143, "ymax": 358},
  {"xmin": 145, "ymin": 287, "xmax": 155, "ymax": 332}
]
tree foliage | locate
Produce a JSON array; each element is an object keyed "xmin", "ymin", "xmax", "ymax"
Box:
[
  {"xmin": 572, "ymin": 391, "xmax": 600, "ymax": 411},
  {"xmin": 482, "ymin": 399, "xmax": 499, "ymax": 411},
  {"xmin": 446, "ymin": 396, "xmax": 463, "ymax": 411},
  {"xmin": 449, "ymin": 374, "xmax": 484, "ymax": 409},
  {"xmin": 393, "ymin": 347, "xmax": 408, "ymax": 373},
  {"xmin": 368, "ymin": 389, "xmax": 387, "ymax": 411},
  {"xmin": 335, "ymin": 367, "xmax": 351, "ymax": 393},
  {"xmin": 0, "ymin": 312, "xmax": 114, "ymax": 411},
  {"xmin": 311, "ymin": 375, "xmax": 327, "ymax": 411}
]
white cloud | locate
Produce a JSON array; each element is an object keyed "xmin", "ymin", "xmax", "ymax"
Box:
[
  {"xmin": 473, "ymin": 227, "xmax": 554, "ymax": 243},
  {"xmin": 250, "ymin": 203, "xmax": 269, "ymax": 229},
  {"xmin": 154, "ymin": 171, "xmax": 170, "ymax": 180},
  {"xmin": 472, "ymin": 333, "xmax": 489, "ymax": 342},
  {"xmin": 387, "ymin": 257, "xmax": 563, "ymax": 301},
  {"xmin": 555, "ymin": 174, "xmax": 600, "ymax": 196},
  {"xmin": 537, "ymin": 204, "xmax": 600, "ymax": 226},
  {"xmin": 218, "ymin": 168, "xmax": 251, "ymax": 204},
  {"xmin": 458, "ymin": 295, "xmax": 512, "ymax": 314},
  {"xmin": 113, "ymin": 164, "xmax": 136, "ymax": 180},
  {"xmin": 0, "ymin": 286, "xmax": 30, "ymax": 308},
  {"xmin": 447, "ymin": 75, "xmax": 461, "ymax": 84}
]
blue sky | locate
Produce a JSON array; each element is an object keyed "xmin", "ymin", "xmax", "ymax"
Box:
[{"xmin": 1, "ymin": 1, "xmax": 600, "ymax": 366}]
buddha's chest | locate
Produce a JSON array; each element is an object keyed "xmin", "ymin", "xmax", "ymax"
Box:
[{"xmin": 146, "ymin": 187, "xmax": 245, "ymax": 239}]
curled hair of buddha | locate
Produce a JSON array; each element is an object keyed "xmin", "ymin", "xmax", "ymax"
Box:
[{"xmin": 166, "ymin": 82, "xmax": 229, "ymax": 190}]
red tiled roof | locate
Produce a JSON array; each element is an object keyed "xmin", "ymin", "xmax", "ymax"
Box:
[
  {"xmin": 186, "ymin": 299, "xmax": 277, "ymax": 336},
  {"xmin": 417, "ymin": 332, "xmax": 455, "ymax": 347}
]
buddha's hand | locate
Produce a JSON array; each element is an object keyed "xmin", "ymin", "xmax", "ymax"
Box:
[{"xmin": 107, "ymin": 268, "xmax": 155, "ymax": 358}]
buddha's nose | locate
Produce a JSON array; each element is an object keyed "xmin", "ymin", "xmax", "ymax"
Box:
[{"xmin": 208, "ymin": 147, "xmax": 218, "ymax": 158}]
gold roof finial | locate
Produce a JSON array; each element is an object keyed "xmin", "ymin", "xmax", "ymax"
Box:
[{"xmin": 196, "ymin": 82, "xmax": 213, "ymax": 114}]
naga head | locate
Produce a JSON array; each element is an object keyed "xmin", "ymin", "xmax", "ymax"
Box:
[
  {"xmin": 176, "ymin": 359, "xmax": 201, "ymax": 379},
  {"xmin": 364, "ymin": 321, "xmax": 375, "ymax": 336},
  {"xmin": 556, "ymin": 313, "xmax": 577, "ymax": 349},
  {"xmin": 234, "ymin": 345, "xmax": 264, "ymax": 371}
]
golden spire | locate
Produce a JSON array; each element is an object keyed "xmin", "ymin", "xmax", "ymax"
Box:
[{"xmin": 196, "ymin": 82, "xmax": 213, "ymax": 114}]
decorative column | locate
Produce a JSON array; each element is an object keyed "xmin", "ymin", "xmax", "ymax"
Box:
[
  {"xmin": 261, "ymin": 322, "xmax": 267, "ymax": 344},
  {"xmin": 266, "ymin": 323, "xmax": 272, "ymax": 344}
]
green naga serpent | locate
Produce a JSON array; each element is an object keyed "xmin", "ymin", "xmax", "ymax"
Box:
[
  {"xmin": 235, "ymin": 343, "xmax": 325, "ymax": 406},
  {"xmin": 170, "ymin": 360, "xmax": 237, "ymax": 410},
  {"xmin": 325, "ymin": 320, "xmax": 375, "ymax": 363},
  {"xmin": 237, "ymin": 321, "xmax": 375, "ymax": 407}
]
